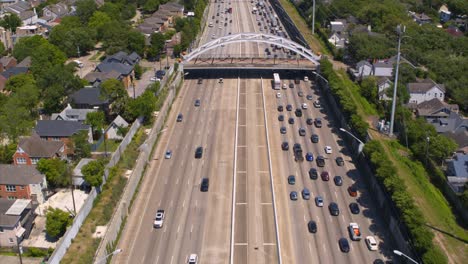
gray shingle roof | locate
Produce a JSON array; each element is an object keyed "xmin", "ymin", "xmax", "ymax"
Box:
[
  {"xmin": 0, "ymin": 67, "xmax": 28, "ymax": 79},
  {"xmin": 0, "ymin": 199, "xmax": 20, "ymax": 227},
  {"xmin": 35, "ymin": 120, "xmax": 90, "ymax": 137},
  {"xmin": 446, "ymin": 153, "xmax": 468, "ymax": 178},
  {"xmin": 0, "ymin": 165, "xmax": 44, "ymax": 185},
  {"xmin": 71, "ymin": 87, "xmax": 109, "ymax": 106},
  {"xmin": 18, "ymin": 134, "xmax": 63, "ymax": 158},
  {"xmin": 408, "ymin": 79, "xmax": 445, "ymax": 93},
  {"xmin": 97, "ymin": 62, "xmax": 133, "ymax": 76}
]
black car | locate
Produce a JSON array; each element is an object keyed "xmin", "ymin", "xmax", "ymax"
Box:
[
  {"xmin": 195, "ymin": 99, "xmax": 201, "ymax": 107},
  {"xmin": 176, "ymin": 113, "xmax": 183, "ymax": 122},
  {"xmin": 288, "ymin": 175, "xmax": 295, "ymax": 185},
  {"xmin": 314, "ymin": 118, "xmax": 322, "ymax": 128},
  {"xmin": 197, "ymin": 78, "xmax": 203, "ymax": 84},
  {"xmin": 339, "ymin": 238, "xmax": 350, "ymax": 253},
  {"xmin": 316, "ymin": 155, "xmax": 325, "ymax": 167},
  {"xmin": 306, "ymin": 118, "xmax": 313, "ymax": 125},
  {"xmin": 298, "ymin": 127, "xmax": 306, "ymax": 136},
  {"xmin": 277, "ymin": 105, "xmax": 283, "ymax": 112},
  {"xmin": 286, "ymin": 104, "xmax": 292, "ymax": 111},
  {"xmin": 349, "ymin": 202, "xmax": 360, "ymax": 214},
  {"xmin": 295, "ymin": 108, "xmax": 303, "ymax": 117},
  {"xmin": 329, "ymin": 202, "xmax": 340, "ymax": 216},
  {"xmin": 306, "ymin": 94, "xmax": 313, "ymax": 100},
  {"xmin": 308, "ymin": 168, "xmax": 318, "ymax": 179},
  {"xmin": 278, "ymin": 115, "xmax": 284, "ymax": 121},
  {"xmin": 200, "ymin": 178, "xmax": 209, "ymax": 192},
  {"xmin": 307, "ymin": 220, "xmax": 317, "ymax": 233},
  {"xmin": 373, "ymin": 259, "xmax": 385, "ymax": 264},
  {"xmin": 156, "ymin": 70, "xmax": 166, "ymax": 79},
  {"xmin": 281, "ymin": 142, "xmax": 289, "ymax": 151},
  {"xmin": 334, "ymin": 176, "xmax": 343, "ymax": 186},
  {"xmin": 311, "ymin": 134, "xmax": 319, "ymax": 143},
  {"xmin": 289, "ymin": 83, "xmax": 294, "ymax": 88},
  {"xmin": 280, "ymin": 126, "xmax": 287, "ymax": 134},
  {"xmin": 288, "ymin": 117, "xmax": 295, "ymax": 124},
  {"xmin": 195, "ymin": 146, "xmax": 203, "ymax": 158},
  {"xmin": 336, "ymin": 157, "xmax": 344, "ymax": 166}
]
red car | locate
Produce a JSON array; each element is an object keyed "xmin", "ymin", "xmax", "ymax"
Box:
[
  {"xmin": 348, "ymin": 186, "xmax": 358, "ymax": 197},
  {"xmin": 321, "ymin": 171, "xmax": 329, "ymax": 181}
]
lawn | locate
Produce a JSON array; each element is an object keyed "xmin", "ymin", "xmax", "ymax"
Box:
[
  {"xmin": 95, "ymin": 139, "xmax": 120, "ymax": 153},
  {"xmin": 376, "ymin": 136, "xmax": 468, "ymax": 263}
]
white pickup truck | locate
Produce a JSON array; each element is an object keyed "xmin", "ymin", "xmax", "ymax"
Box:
[{"xmin": 348, "ymin": 222, "xmax": 362, "ymax": 241}]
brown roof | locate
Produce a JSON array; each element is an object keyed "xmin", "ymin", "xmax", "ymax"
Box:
[
  {"xmin": 18, "ymin": 134, "xmax": 63, "ymax": 158},
  {"xmin": 408, "ymin": 79, "xmax": 445, "ymax": 93},
  {"xmin": 84, "ymin": 70, "xmax": 121, "ymax": 83},
  {"xmin": 0, "ymin": 165, "xmax": 44, "ymax": 185}
]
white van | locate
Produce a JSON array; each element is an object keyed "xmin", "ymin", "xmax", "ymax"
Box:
[{"xmin": 73, "ymin": 60, "xmax": 84, "ymax": 68}]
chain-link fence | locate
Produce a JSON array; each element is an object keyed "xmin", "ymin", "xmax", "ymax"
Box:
[{"xmin": 93, "ymin": 70, "xmax": 183, "ymax": 263}]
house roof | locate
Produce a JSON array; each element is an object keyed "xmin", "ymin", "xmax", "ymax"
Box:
[
  {"xmin": 159, "ymin": 2, "xmax": 184, "ymax": 13},
  {"xmin": 17, "ymin": 56, "xmax": 31, "ymax": 67},
  {"xmin": 0, "ymin": 67, "xmax": 28, "ymax": 79},
  {"xmin": 35, "ymin": 120, "xmax": 90, "ymax": 137},
  {"xmin": 0, "ymin": 199, "xmax": 20, "ymax": 227},
  {"xmin": 112, "ymin": 115, "xmax": 129, "ymax": 127},
  {"xmin": 377, "ymin": 77, "xmax": 392, "ymax": 86},
  {"xmin": 408, "ymin": 79, "xmax": 445, "ymax": 93},
  {"xmin": 356, "ymin": 60, "xmax": 372, "ymax": 68},
  {"xmin": 18, "ymin": 134, "xmax": 64, "ymax": 158},
  {"xmin": 71, "ymin": 87, "xmax": 109, "ymax": 106},
  {"xmin": 432, "ymin": 111, "xmax": 468, "ymax": 133},
  {"xmin": 0, "ymin": 56, "xmax": 16, "ymax": 66},
  {"xmin": 373, "ymin": 60, "xmax": 393, "ymax": 69},
  {"xmin": 96, "ymin": 62, "xmax": 133, "ymax": 76},
  {"xmin": 4, "ymin": 1, "xmax": 31, "ymax": 14},
  {"xmin": 446, "ymin": 153, "xmax": 468, "ymax": 178},
  {"xmin": 51, "ymin": 104, "xmax": 97, "ymax": 122},
  {"xmin": 19, "ymin": 10, "xmax": 36, "ymax": 21},
  {"xmin": 84, "ymin": 70, "xmax": 121, "ymax": 83},
  {"xmin": 0, "ymin": 165, "xmax": 44, "ymax": 185},
  {"xmin": 103, "ymin": 51, "xmax": 140, "ymax": 66},
  {"xmin": 416, "ymin": 98, "xmax": 458, "ymax": 117}
]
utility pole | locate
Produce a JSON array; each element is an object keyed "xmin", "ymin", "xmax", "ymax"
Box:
[
  {"xmin": 16, "ymin": 235, "xmax": 23, "ymax": 264},
  {"xmin": 69, "ymin": 169, "xmax": 77, "ymax": 216},
  {"xmin": 389, "ymin": 25, "xmax": 405, "ymax": 137},
  {"xmin": 312, "ymin": 0, "xmax": 316, "ymax": 35}
]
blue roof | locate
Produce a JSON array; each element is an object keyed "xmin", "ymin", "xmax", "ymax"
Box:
[{"xmin": 447, "ymin": 153, "xmax": 468, "ymax": 178}]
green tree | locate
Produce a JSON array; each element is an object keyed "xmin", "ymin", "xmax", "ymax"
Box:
[
  {"xmin": 147, "ymin": 32, "xmax": 166, "ymax": 59},
  {"xmin": 88, "ymin": 11, "xmax": 112, "ymax": 40},
  {"xmin": 124, "ymin": 90, "xmax": 156, "ymax": 121},
  {"xmin": 347, "ymin": 32, "xmax": 394, "ymax": 61},
  {"xmin": 46, "ymin": 208, "xmax": 72, "ymax": 239},
  {"xmin": 85, "ymin": 111, "xmax": 105, "ymax": 139},
  {"xmin": 0, "ymin": 100, "xmax": 34, "ymax": 141},
  {"xmin": 75, "ymin": 0, "xmax": 98, "ymax": 23},
  {"xmin": 0, "ymin": 13, "xmax": 22, "ymax": 33},
  {"xmin": 0, "ymin": 41, "xmax": 5, "ymax": 55},
  {"xmin": 82, "ymin": 159, "xmax": 105, "ymax": 187},
  {"xmin": 101, "ymin": 21, "xmax": 129, "ymax": 54},
  {"xmin": 127, "ymin": 30, "xmax": 146, "ymax": 56},
  {"xmin": 49, "ymin": 25, "xmax": 95, "ymax": 57},
  {"xmin": 359, "ymin": 77, "xmax": 378, "ymax": 104},
  {"xmin": 101, "ymin": 79, "xmax": 128, "ymax": 115},
  {"xmin": 70, "ymin": 130, "xmax": 91, "ymax": 160},
  {"xmin": 37, "ymin": 159, "xmax": 70, "ymax": 188},
  {"xmin": 0, "ymin": 143, "xmax": 16, "ymax": 163},
  {"xmin": 143, "ymin": 0, "xmax": 160, "ymax": 13},
  {"xmin": 134, "ymin": 63, "xmax": 142, "ymax": 80}
]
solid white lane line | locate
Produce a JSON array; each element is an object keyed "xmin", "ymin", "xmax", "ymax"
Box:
[
  {"xmin": 156, "ymin": 255, "xmax": 159, "ymax": 264},
  {"xmin": 170, "ymin": 255, "xmax": 174, "ymax": 264}
]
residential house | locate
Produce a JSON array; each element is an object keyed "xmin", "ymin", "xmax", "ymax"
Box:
[
  {"xmin": 0, "ymin": 56, "xmax": 16, "ymax": 72},
  {"xmin": 0, "ymin": 199, "xmax": 35, "ymax": 247},
  {"xmin": 41, "ymin": 2, "xmax": 68, "ymax": 22},
  {"xmin": 4, "ymin": 1, "xmax": 38, "ymax": 25},
  {"xmin": 377, "ymin": 77, "xmax": 392, "ymax": 101},
  {"xmin": 411, "ymin": 12, "xmax": 432, "ymax": 25},
  {"xmin": 445, "ymin": 153, "xmax": 468, "ymax": 193},
  {"xmin": 34, "ymin": 120, "xmax": 92, "ymax": 154},
  {"xmin": 165, "ymin": 32, "xmax": 181, "ymax": 56},
  {"xmin": 16, "ymin": 56, "xmax": 31, "ymax": 68},
  {"xmin": 0, "ymin": 65, "xmax": 29, "ymax": 91},
  {"xmin": 0, "ymin": 0, "xmax": 16, "ymax": 8},
  {"xmin": 351, "ymin": 60, "xmax": 372, "ymax": 79},
  {"xmin": 329, "ymin": 20, "xmax": 347, "ymax": 33},
  {"xmin": 407, "ymin": 78, "xmax": 445, "ymax": 105},
  {"xmin": 431, "ymin": 111, "xmax": 468, "ymax": 146},
  {"xmin": 158, "ymin": 2, "xmax": 184, "ymax": 17},
  {"xmin": 0, "ymin": 165, "xmax": 47, "ymax": 203},
  {"xmin": 372, "ymin": 60, "xmax": 393, "ymax": 77},
  {"xmin": 84, "ymin": 70, "xmax": 122, "ymax": 87},
  {"xmin": 439, "ymin": 5, "xmax": 451, "ymax": 23},
  {"xmin": 14, "ymin": 24, "xmax": 47, "ymax": 39},
  {"xmin": 0, "ymin": 26, "xmax": 13, "ymax": 50},
  {"xmin": 95, "ymin": 51, "xmax": 141, "ymax": 88},
  {"xmin": 70, "ymin": 86, "xmax": 109, "ymax": 110},
  {"xmin": 327, "ymin": 32, "xmax": 347, "ymax": 49},
  {"xmin": 105, "ymin": 115, "xmax": 129, "ymax": 140},
  {"xmin": 415, "ymin": 98, "xmax": 459, "ymax": 119},
  {"xmin": 13, "ymin": 134, "xmax": 64, "ymax": 165},
  {"xmin": 72, "ymin": 158, "xmax": 93, "ymax": 187},
  {"xmin": 51, "ymin": 104, "xmax": 97, "ymax": 123}
]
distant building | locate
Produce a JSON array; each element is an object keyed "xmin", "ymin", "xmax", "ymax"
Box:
[
  {"xmin": 446, "ymin": 153, "xmax": 468, "ymax": 193},
  {"xmin": 0, "ymin": 199, "xmax": 35, "ymax": 247},
  {"xmin": 34, "ymin": 120, "xmax": 92, "ymax": 154},
  {"xmin": 376, "ymin": 77, "xmax": 392, "ymax": 101},
  {"xmin": 0, "ymin": 165, "xmax": 47, "ymax": 203}
]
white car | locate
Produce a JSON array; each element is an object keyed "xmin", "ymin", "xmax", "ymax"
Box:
[
  {"xmin": 153, "ymin": 210, "xmax": 165, "ymax": 228},
  {"xmin": 276, "ymin": 92, "xmax": 281, "ymax": 98},
  {"xmin": 302, "ymin": 103, "xmax": 308, "ymax": 109},
  {"xmin": 165, "ymin": 150, "xmax": 172, "ymax": 159},
  {"xmin": 315, "ymin": 196, "xmax": 324, "ymax": 207},
  {"xmin": 304, "ymin": 76, "xmax": 309, "ymax": 82},
  {"xmin": 282, "ymin": 83, "xmax": 287, "ymax": 89},
  {"xmin": 313, "ymin": 100, "xmax": 321, "ymax": 108},
  {"xmin": 365, "ymin": 236, "xmax": 378, "ymax": 251},
  {"xmin": 325, "ymin": 146, "xmax": 332, "ymax": 154},
  {"xmin": 150, "ymin": 76, "xmax": 160, "ymax": 82},
  {"xmin": 188, "ymin": 254, "xmax": 198, "ymax": 264}
]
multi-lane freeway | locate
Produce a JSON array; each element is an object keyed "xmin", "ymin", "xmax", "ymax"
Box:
[{"xmin": 114, "ymin": 0, "xmax": 393, "ymax": 263}]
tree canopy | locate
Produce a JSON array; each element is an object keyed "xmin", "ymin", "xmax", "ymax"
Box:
[{"xmin": 46, "ymin": 208, "xmax": 72, "ymax": 239}]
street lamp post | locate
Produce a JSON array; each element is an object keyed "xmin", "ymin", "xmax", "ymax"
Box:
[
  {"xmin": 312, "ymin": 0, "xmax": 316, "ymax": 35},
  {"xmin": 95, "ymin": 248, "xmax": 123, "ymax": 264},
  {"xmin": 425, "ymin": 136, "xmax": 430, "ymax": 167},
  {"xmin": 389, "ymin": 25, "xmax": 405, "ymax": 137},
  {"xmin": 16, "ymin": 235, "xmax": 23, "ymax": 264},
  {"xmin": 339, "ymin": 128, "xmax": 365, "ymax": 154},
  {"xmin": 393, "ymin": 250, "xmax": 419, "ymax": 264}
]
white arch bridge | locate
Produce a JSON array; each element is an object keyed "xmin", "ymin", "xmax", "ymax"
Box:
[{"xmin": 182, "ymin": 33, "xmax": 321, "ymax": 70}]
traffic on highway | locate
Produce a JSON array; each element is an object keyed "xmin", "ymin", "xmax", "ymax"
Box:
[{"xmin": 113, "ymin": 0, "xmax": 393, "ymax": 263}]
